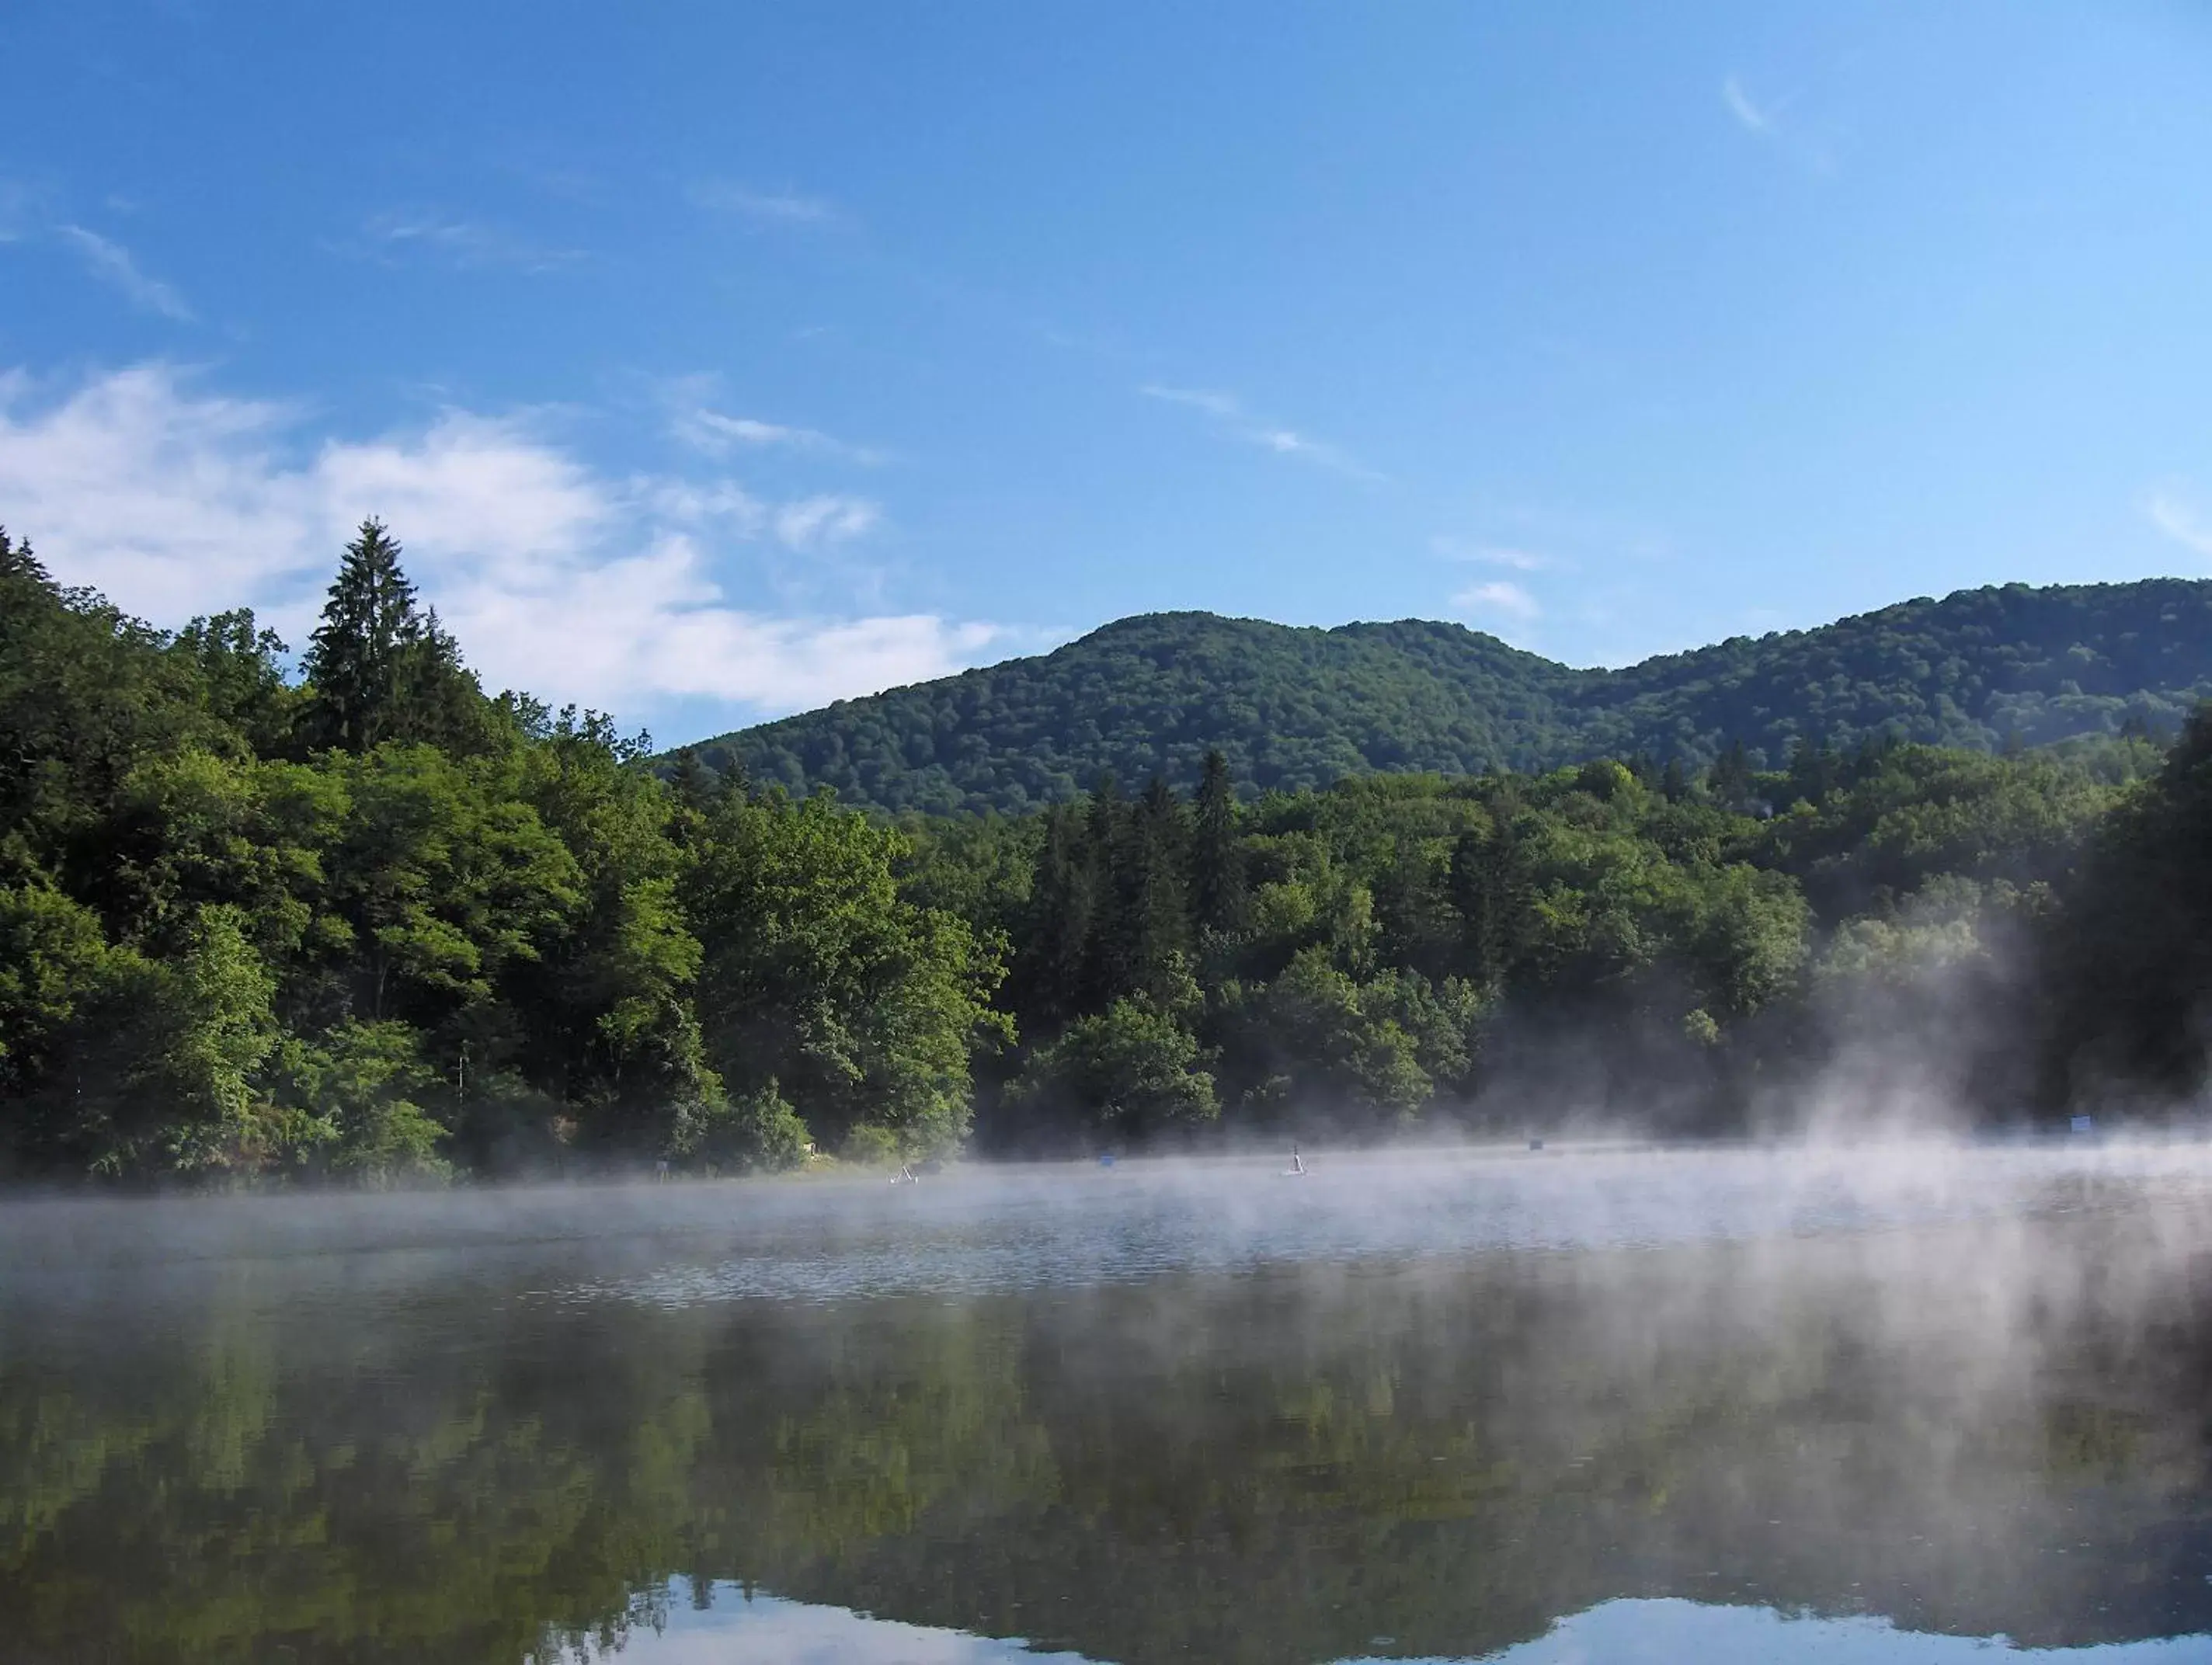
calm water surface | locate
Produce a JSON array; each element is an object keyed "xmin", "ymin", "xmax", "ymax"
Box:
[{"xmin": 5, "ymin": 1145, "xmax": 2212, "ymax": 1663}]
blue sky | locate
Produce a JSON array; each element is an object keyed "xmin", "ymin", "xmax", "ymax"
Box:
[{"xmin": 4, "ymin": 2, "xmax": 2210, "ymax": 746}]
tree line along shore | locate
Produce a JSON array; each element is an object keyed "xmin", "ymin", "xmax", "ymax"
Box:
[{"xmin": 3, "ymin": 521, "xmax": 2207, "ymax": 1184}]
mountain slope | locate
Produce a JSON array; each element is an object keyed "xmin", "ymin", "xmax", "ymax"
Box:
[{"xmin": 687, "ymin": 579, "xmax": 2212, "ymax": 814}]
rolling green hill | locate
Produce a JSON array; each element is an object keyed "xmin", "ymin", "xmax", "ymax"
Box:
[{"xmin": 686, "ymin": 579, "xmax": 2212, "ymax": 814}]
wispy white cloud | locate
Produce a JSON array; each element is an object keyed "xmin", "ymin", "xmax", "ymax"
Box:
[
  {"xmin": 360, "ymin": 212, "xmax": 586, "ymax": 273},
  {"xmin": 1723, "ymin": 75, "xmax": 1776, "ymax": 135},
  {"xmin": 1720, "ymin": 75, "xmax": 1838, "ymax": 173},
  {"xmin": 690, "ymin": 414, "xmax": 805, "ymax": 447},
  {"xmin": 642, "ymin": 477, "xmax": 767, "ymax": 532},
  {"xmin": 57, "ymin": 225, "xmax": 193, "ymax": 320},
  {"xmin": 690, "ymin": 181, "xmax": 847, "ymax": 228},
  {"xmin": 673, "ymin": 405, "xmax": 885, "ymax": 465},
  {"xmin": 1139, "ymin": 383, "xmax": 1382, "ymax": 481},
  {"xmin": 774, "ymin": 494, "xmax": 880, "ymax": 551},
  {"xmin": 1452, "ymin": 579, "xmax": 1540, "ymax": 622},
  {"xmin": 0, "ymin": 365, "xmax": 995, "ymax": 718},
  {"xmin": 1431, "ymin": 536, "xmax": 1550, "ymax": 572},
  {"xmin": 2148, "ymin": 492, "xmax": 2212, "ymax": 560},
  {"xmin": 1140, "ymin": 384, "xmax": 1243, "ymax": 422}
]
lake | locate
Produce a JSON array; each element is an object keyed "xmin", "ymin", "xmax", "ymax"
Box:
[{"xmin": 5, "ymin": 1144, "xmax": 2212, "ymax": 1663}]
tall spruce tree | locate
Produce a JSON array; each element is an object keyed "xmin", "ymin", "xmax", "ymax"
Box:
[
  {"xmin": 303, "ymin": 520, "xmax": 420, "ymax": 754},
  {"xmin": 1079, "ymin": 773, "xmax": 1139, "ymax": 1008},
  {"xmin": 1189, "ymin": 749, "xmax": 1247, "ymax": 934},
  {"xmin": 302, "ymin": 522, "xmax": 489, "ymax": 755},
  {"xmin": 1126, "ymin": 773, "xmax": 1192, "ymax": 998},
  {"xmin": 1375, "ymin": 834, "xmax": 1454, "ymax": 978},
  {"xmin": 0, "ymin": 526, "xmax": 47, "ymax": 584},
  {"xmin": 667, "ymin": 748, "xmax": 726, "ymax": 815},
  {"xmin": 1021, "ymin": 802, "xmax": 1098, "ymax": 1028}
]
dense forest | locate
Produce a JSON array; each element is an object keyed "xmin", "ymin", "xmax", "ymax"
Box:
[
  {"xmin": 700, "ymin": 586, "xmax": 2212, "ymax": 815},
  {"xmin": 3, "ymin": 520, "xmax": 2211, "ymax": 1184}
]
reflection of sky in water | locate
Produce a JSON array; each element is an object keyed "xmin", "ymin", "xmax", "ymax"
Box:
[
  {"xmin": 607, "ymin": 1590, "xmax": 2212, "ymax": 1663},
  {"xmin": 581, "ymin": 1584, "xmax": 1090, "ymax": 1662}
]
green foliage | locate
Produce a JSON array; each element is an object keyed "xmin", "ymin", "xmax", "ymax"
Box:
[
  {"xmin": 325, "ymin": 742, "xmax": 583, "ymax": 1022},
  {"xmin": 682, "ymin": 1080, "xmax": 811, "ymax": 1173},
  {"xmin": 2039, "ymin": 709, "xmax": 2212, "ymax": 1100},
  {"xmin": 9, "ymin": 511, "xmax": 2212, "ymax": 1173},
  {"xmin": 30, "ymin": 904, "xmax": 283, "ymax": 1178},
  {"xmin": 1232, "ymin": 948, "xmax": 1437, "ymax": 1122},
  {"xmin": 0, "ymin": 881, "xmax": 111, "ymax": 1097},
  {"xmin": 301, "ymin": 520, "xmax": 495, "ymax": 756},
  {"xmin": 1747, "ymin": 738, "xmax": 2148, "ymax": 920},
  {"xmin": 685, "ymin": 792, "xmax": 1009, "ymax": 1159},
  {"xmin": 0, "ymin": 525, "xmax": 1002, "ymax": 1183},
  {"xmin": 169, "ymin": 610, "xmax": 302, "ymax": 756},
  {"xmin": 694, "ymin": 582, "xmax": 2212, "ymax": 815},
  {"xmin": 264, "ymin": 1020, "xmax": 450, "ymax": 1180},
  {"xmin": 1008, "ymin": 995, "xmax": 1219, "ymax": 1142}
]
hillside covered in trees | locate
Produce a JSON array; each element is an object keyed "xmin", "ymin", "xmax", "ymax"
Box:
[
  {"xmin": 6, "ymin": 518, "xmax": 2212, "ymax": 1185},
  {"xmin": 697, "ymin": 582, "xmax": 2212, "ymax": 815},
  {"xmin": 0, "ymin": 523, "xmax": 1003, "ymax": 1182}
]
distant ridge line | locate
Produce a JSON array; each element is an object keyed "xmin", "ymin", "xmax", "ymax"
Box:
[{"xmin": 676, "ymin": 578, "xmax": 2212, "ymax": 815}]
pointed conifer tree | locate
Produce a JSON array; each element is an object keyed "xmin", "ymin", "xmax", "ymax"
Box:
[
  {"xmin": 302, "ymin": 522, "xmax": 489, "ymax": 755},
  {"xmin": 1707, "ymin": 739, "xmax": 1755, "ymax": 810},
  {"xmin": 667, "ymin": 748, "xmax": 724, "ymax": 815},
  {"xmin": 302, "ymin": 520, "xmax": 419, "ymax": 753},
  {"xmin": 0, "ymin": 526, "xmax": 49, "ymax": 585},
  {"xmin": 1188, "ymin": 749, "xmax": 1247, "ymax": 935},
  {"xmin": 1079, "ymin": 773, "xmax": 1132, "ymax": 1006},
  {"xmin": 1022, "ymin": 802, "xmax": 1098, "ymax": 1028},
  {"xmin": 1125, "ymin": 773, "xmax": 1191, "ymax": 997}
]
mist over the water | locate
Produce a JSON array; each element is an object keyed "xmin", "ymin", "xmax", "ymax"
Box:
[{"xmin": 7, "ymin": 1141, "xmax": 2212, "ymax": 1663}]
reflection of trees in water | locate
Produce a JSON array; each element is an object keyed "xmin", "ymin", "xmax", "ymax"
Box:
[{"xmin": 5, "ymin": 1211, "xmax": 2212, "ymax": 1663}]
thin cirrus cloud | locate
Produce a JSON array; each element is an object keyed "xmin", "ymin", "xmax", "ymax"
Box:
[
  {"xmin": 673, "ymin": 405, "xmax": 886, "ymax": 466},
  {"xmin": 1722, "ymin": 75, "xmax": 1778, "ymax": 135},
  {"xmin": 1139, "ymin": 384, "xmax": 1382, "ymax": 481},
  {"xmin": 1431, "ymin": 536, "xmax": 1551, "ymax": 572},
  {"xmin": 57, "ymin": 224, "xmax": 193, "ymax": 320},
  {"xmin": 773, "ymin": 495, "xmax": 879, "ymax": 551},
  {"xmin": 1720, "ymin": 74, "xmax": 1835, "ymax": 173},
  {"xmin": 690, "ymin": 181, "xmax": 847, "ymax": 228},
  {"xmin": 0, "ymin": 363, "xmax": 999, "ymax": 721},
  {"xmin": 2147, "ymin": 492, "xmax": 2212, "ymax": 561},
  {"xmin": 1453, "ymin": 579, "xmax": 1541, "ymax": 623},
  {"xmin": 360, "ymin": 212, "xmax": 586, "ymax": 273}
]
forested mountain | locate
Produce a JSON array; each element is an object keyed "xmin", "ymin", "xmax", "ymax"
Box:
[
  {"xmin": 695, "ymin": 581, "xmax": 2212, "ymax": 814},
  {"xmin": 5, "ymin": 514, "xmax": 2212, "ymax": 1184}
]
